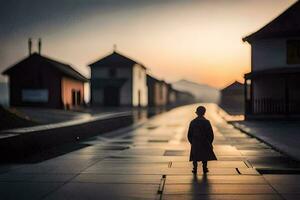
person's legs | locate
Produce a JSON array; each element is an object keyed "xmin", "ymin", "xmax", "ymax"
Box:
[
  {"xmin": 202, "ymin": 161, "xmax": 208, "ymax": 173},
  {"xmin": 192, "ymin": 161, "xmax": 198, "ymax": 173}
]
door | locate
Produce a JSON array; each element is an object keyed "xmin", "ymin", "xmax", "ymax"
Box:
[
  {"xmin": 76, "ymin": 91, "xmax": 81, "ymax": 106},
  {"xmin": 138, "ymin": 90, "xmax": 141, "ymax": 107},
  {"xmin": 72, "ymin": 90, "xmax": 76, "ymax": 106},
  {"xmin": 72, "ymin": 90, "xmax": 81, "ymax": 106},
  {"xmin": 104, "ymin": 86, "xmax": 120, "ymax": 106}
]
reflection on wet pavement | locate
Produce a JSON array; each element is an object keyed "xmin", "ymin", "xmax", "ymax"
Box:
[{"xmin": 0, "ymin": 103, "xmax": 300, "ymax": 199}]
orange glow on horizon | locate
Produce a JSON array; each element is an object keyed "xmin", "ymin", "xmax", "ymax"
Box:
[{"xmin": 0, "ymin": 0, "xmax": 297, "ymax": 89}]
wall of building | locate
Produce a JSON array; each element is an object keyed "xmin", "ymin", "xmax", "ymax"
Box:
[
  {"xmin": 147, "ymin": 78, "xmax": 155, "ymax": 106},
  {"xmin": 132, "ymin": 64, "xmax": 147, "ymax": 106},
  {"xmin": 147, "ymin": 76, "xmax": 170, "ymax": 107},
  {"xmin": 221, "ymin": 91, "xmax": 244, "ymax": 107},
  {"xmin": 119, "ymin": 68, "xmax": 133, "ymax": 105},
  {"xmin": 168, "ymin": 90, "xmax": 176, "ymax": 105},
  {"xmin": 220, "ymin": 84, "xmax": 244, "ymax": 108},
  {"xmin": 252, "ymin": 77, "xmax": 286, "ymax": 113},
  {"xmin": 90, "ymin": 67, "xmax": 105, "ymax": 105},
  {"xmin": 91, "ymin": 67, "xmax": 132, "ymax": 106},
  {"xmin": 161, "ymin": 82, "xmax": 168, "ymax": 106},
  {"xmin": 252, "ymin": 37, "xmax": 300, "ymax": 71},
  {"xmin": 61, "ymin": 77, "xmax": 84, "ymax": 109},
  {"xmin": 154, "ymin": 82, "xmax": 168, "ymax": 106},
  {"xmin": 8, "ymin": 64, "xmax": 62, "ymax": 108},
  {"xmin": 154, "ymin": 83, "xmax": 162, "ymax": 106},
  {"xmin": 288, "ymin": 74, "xmax": 300, "ymax": 113},
  {"xmin": 0, "ymin": 82, "xmax": 9, "ymax": 107}
]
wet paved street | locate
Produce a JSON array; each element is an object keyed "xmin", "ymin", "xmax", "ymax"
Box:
[{"xmin": 1, "ymin": 104, "xmax": 300, "ymax": 200}]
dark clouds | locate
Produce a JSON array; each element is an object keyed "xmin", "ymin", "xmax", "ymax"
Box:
[{"xmin": 0, "ymin": 0, "xmax": 177, "ymax": 37}]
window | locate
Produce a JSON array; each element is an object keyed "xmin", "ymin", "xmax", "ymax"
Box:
[
  {"xmin": 109, "ymin": 68, "xmax": 116, "ymax": 77},
  {"xmin": 287, "ymin": 40, "xmax": 300, "ymax": 64},
  {"xmin": 22, "ymin": 89, "xmax": 48, "ymax": 102}
]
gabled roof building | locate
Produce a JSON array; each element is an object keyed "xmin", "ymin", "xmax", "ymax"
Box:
[
  {"xmin": 220, "ymin": 81, "xmax": 244, "ymax": 113},
  {"xmin": 2, "ymin": 50, "xmax": 87, "ymax": 109},
  {"xmin": 89, "ymin": 51, "xmax": 148, "ymax": 107},
  {"xmin": 243, "ymin": 1, "xmax": 300, "ymax": 118}
]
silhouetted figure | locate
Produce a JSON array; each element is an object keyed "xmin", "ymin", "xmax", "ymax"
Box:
[{"xmin": 188, "ymin": 106, "xmax": 217, "ymax": 174}]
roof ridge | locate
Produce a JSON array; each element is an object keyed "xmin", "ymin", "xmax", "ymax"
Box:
[
  {"xmin": 36, "ymin": 54, "xmax": 88, "ymax": 81},
  {"xmin": 2, "ymin": 53, "xmax": 88, "ymax": 82},
  {"xmin": 222, "ymin": 81, "xmax": 243, "ymax": 90},
  {"xmin": 243, "ymin": 1, "xmax": 300, "ymax": 42},
  {"xmin": 88, "ymin": 50, "xmax": 146, "ymax": 69}
]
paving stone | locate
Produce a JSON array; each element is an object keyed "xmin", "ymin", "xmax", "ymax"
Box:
[
  {"xmin": 171, "ymin": 161, "xmax": 248, "ymax": 168},
  {"xmin": 271, "ymin": 184, "xmax": 300, "ymax": 194},
  {"xmin": 148, "ymin": 139, "xmax": 169, "ymax": 143},
  {"xmin": 240, "ymin": 150, "xmax": 282, "ymax": 156},
  {"xmin": 163, "ymin": 184, "xmax": 276, "ymax": 194},
  {"xmin": 120, "ymin": 148, "xmax": 166, "ymax": 156},
  {"xmin": 0, "ymin": 182, "xmax": 63, "ymax": 199},
  {"xmin": 96, "ymin": 161, "xmax": 168, "ymax": 167},
  {"xmin": 108, "ymin": 155, "xmax": 189, "ymax": 162},
  {"xmin": 10, "ymin": 163, "xmax": 89, "ymax": 174},
  {"xmin": 82, "ymin": 165, "xmax": 166, "ymax": 174},
  {"xmin": 1, "ymin": 104, "xmax": 298, "ymax": 199},
  {"xmin": 238, "ymin": 168, "xmax": 260, "ymax": 175},
  {"xmin": 263, "ymin": 175, "xmax": 300, "ymax": 184},
  {"xmin": 163, "ymin": 168, "xmax": 239, "ymax": 175},
  {"xmin": 73, "ymin": 174, "xmax": 161, "ymax": 184},
  {"xmin": 282, "ymin": 194, "xmax": 300, "ymax": 200},
  {"xmin": 164, "ymin": 149, "xmax": 241, "ymax": 156},
  {"xmin": 162, "ymin": 194, "xmax": 282, "ymax": 200},
  {"xmin": 44, "ymin": 183, "xmax": 158, "ymax": 200},
  {"xmin": 0, "ymin": 173, "xmax": 34, "ymax": 182},
  {"xmin": 0, "ymin": 173, "xmax": 74, "ymax": 182},
  {"xmin": 165, "ymin": 175, "xmax": 267, "ymax": 184}
]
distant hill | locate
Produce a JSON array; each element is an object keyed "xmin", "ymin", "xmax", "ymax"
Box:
[
  {"xmin": 172, "ymin": 79, "xmax": 220, "ymax": 103},
  {"xmin": 0, "ymin": 82, "xmax": 8, "ymax": 106}
]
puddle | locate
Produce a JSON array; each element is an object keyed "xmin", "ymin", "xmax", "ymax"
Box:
[
  {"xmin": 164, "ymin": 150, "xmax": 186, "ymax": 156},
  {"xmin": 99, "ymin": 146, "xmax": 130, "ymax": 150},
  {"xmin": 148, "ymin": 140, "xmax": 169, "ymax": 143}
]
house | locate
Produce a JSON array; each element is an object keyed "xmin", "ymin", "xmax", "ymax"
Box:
[
  {"xmin": 243, "ymin": 1, "xmax": 300, "ymax": 118},
  {"xmin": 220, "ymin": 81, "xmax": 244, "ymax": 113},
  {"xmin": 175, "ymin": 90, "xmax": 195, "ymax": 105},
  {"xmin": 167, "ymin": 84, "xmax": 177, "ymax": 105},
  {"xmin": 160, "ymin": 80, "xmax": 169, "ymax": 106},
  {"xmin": 89, "ymin": 51, "xmax": 148, "ymax": 107},
  {"xmin": 147, "ymin": 75, "xmax": 169, "ymax": 107},
  {"xmin": 2, "ymin": 51, "xmax": 87, "ymax": 109},
  {"xmin": 147, "ymin": 74, "xmax": 161, "ymax": 107}
]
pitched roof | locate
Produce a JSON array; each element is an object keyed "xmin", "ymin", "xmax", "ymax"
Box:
[
  {"xmin": 89, "ymin": 51, "xmax": 146, "ymax": 69},
  {"xmin": 243, "ymin": 1, "xmax": 300, "ymax": 42},
  {"xmin": 245, "ymin": 67, "xmax": 300, "ymax": 78},
  {"xmin": 2, "ymin": 53, "xmax": 88, "ymax": 82},
  {"xmin": 147, "ymin": 74, "xmax": 160, "ymax": 82},
  {"xmin": 222, "ymin": 81, "xmax": 243, "ymax": 91}
]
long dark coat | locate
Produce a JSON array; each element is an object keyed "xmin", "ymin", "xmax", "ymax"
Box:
[{"xmin": 188, "ymin": 116, "xmax": 217, "ymax": 161}]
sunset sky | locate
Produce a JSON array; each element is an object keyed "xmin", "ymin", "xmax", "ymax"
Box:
[{"xmin": 0, "ymin": 0, "xmax": 297, "ymax": 88}]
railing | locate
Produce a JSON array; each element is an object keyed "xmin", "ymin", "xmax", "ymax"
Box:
[
  {"xmin": 250, "ymin": 99, "xmax": 300, "ymax": 114},
  {"xmin": 289, "ymin": 100, "xmax": 300, "ymax": 114}
]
